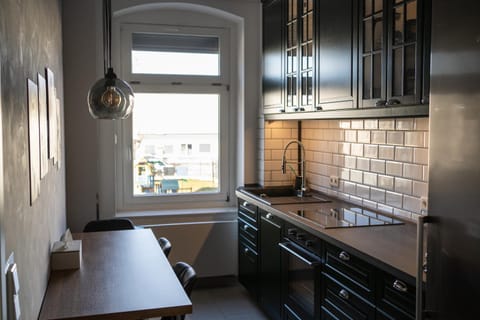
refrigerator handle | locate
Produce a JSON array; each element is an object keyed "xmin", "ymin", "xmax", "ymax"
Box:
[{"xmin": 416, "ymin": 216, "xmax": 430, "ymax": 320}]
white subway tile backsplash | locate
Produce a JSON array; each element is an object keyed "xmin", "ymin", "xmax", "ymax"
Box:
[
  {"xmin": 356, "ymin": 184, "xmax": 370, "ymax": 198},
  {"xmin": 370, "ymin": 159, "xmax": 386, "ymax": 174},
  {"xmin": 379, "ymin": 119, "xmax": 395, "ymax": 130},
  {"xmin": 395, "ymin": 146, "xmax": 413, "ymax": 162},
  {"xmin": 338, "ymin": 142, "xmax": 351, "ymax": 155},
  {"xmin": 386, "ymin": 161, "xmax": 403, "ymax": 176},
  {"xmin": 404, "ymin": 163, "xmax": 424, "ymax": 180},
  {"xmin": 351, "ymin": 120, "xmax": 364, "ymax": 129},
  {"xmin": 404, "ymin": 195, "xmax": 422, "ymax": 213},
  {"xmin": 364, "ymin": 119, "xmax": 378, "ymax": 130},
  {"xmin": 364, "ymin": 144, "xmax": 378, "ymax": 158},
  {"xmin": 386, "ymin": 191, "xmax": 403, "ymax": 208},
  {"xmin": 345, "ymin": 130, "xmax": 357, "ymax": 142},
  {"xmin": 332, "ymin": 154, "xmax": 345, "ymax": 167},
  {"xmin": 413, "ymin": 181, "xmax": 428, "ymax": 198},
  {"xmin": 415, "ymin": 117, "xmax": 429, "ymax": 131},
  {"xmin": 395, "ymin": 177, "xmax": 413, "ymax": 194},
  {"xmin": 358, "ymin": 131, "xmax": 371, "ymax": 143},
  {"xmin": 345, "ymin": 156, "xmax": 356, "ymax": 169},
  {"xmin": 371, "ymin": 187, "xmax": 386, "ymax": 203},
  {"xmin": 387, "ymin": 131, "xmax": 404, "ymax": 145},
  {"xmin": 364, "ymin": 172, "xmax": 378, "ymax": 186},
  {"xmin": 378, "ymin": 175, "xmax": 394, "ymax": 190},
  {"xmin": 344, "ymin": 181, "xmax": 356, "ymax": 194},
  {"xmin": 396, "ymin": 118, "xmax": 415, "ymax": 130},
  {"xmin": 351, "ymin": 143, "xmax": 364, "ymax": 157},
  {"xmin": 379, "ymin": 145, "xmax": 395, "ymax": 160},
  {"xmin": 405, "ymin": 131, "xmax": 425, "ymax": 147},
  {"xmin": 351, "ymin": 170, "xmax": 363, "ymax": 183},
  {"xmin": 414, "ymin": 148, "xmax": 429, "ymax": 165},
  {"xmin": 266, "ymin": 117, "xmax": 429, "ymax": 220},
  {"xmin": 371, "ymin": 131, "xmax": 386, "ymax": 144},
  {"xmin": 357, "ymin": 158, "xmax": 370, "ymax": 171}
]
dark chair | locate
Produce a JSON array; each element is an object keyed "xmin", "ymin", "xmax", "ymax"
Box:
[
  {"xmin": 162, "ymin": 262, "xmax": 197, "ymax": 320},
  {"xmin": 83, "ymin": 218, "xmax": 136, "ymax": 232},
  {"xmin": 158, "ymin": 237, "xmax": 172, "ymax": 258}
]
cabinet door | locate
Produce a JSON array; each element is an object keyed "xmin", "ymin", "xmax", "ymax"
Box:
[
  {"xmin": 316, "ymin": 0, "xmax": 358, "ymax": 111},
  {"xmin": 386, "ymin": 0, "xmax": 424, "ymax": 106},
  {"xmin": 359, "ymin": 0, "xmax": 388, "ymax": 108},
  {"xmin": 259, "ymin": 211, "xmax": 283, "ymax": 320},
  {"xmin": 263, "ymin": 0, "xmax": 285, "ymax": 114}
]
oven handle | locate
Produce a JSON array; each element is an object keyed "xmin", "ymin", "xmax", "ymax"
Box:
[{"xmin": 279, "ymin": 242, "xmax": 322, "ymax": 267}]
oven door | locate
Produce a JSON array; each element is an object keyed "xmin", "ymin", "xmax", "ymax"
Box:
[{"xmin": 279, "ymin": 241, "xmax": 322, "ymax": 320}]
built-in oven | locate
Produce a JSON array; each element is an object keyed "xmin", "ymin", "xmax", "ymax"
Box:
[{"xmin": 279, "ymin": 223, "xmax": 323, "ymax": 320}]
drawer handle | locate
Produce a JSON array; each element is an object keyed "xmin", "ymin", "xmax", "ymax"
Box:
[
  {"xmin": 244, "ymin": 247, "xmax": 249, "ymax": 254},
  {"xmin": 393, "ymin": 280, "xmax": 408, "ymax": 293},
  {"xmin": 243, "ymin": 224, "xmax": 249, "ymax": 232},
  {"xmin": 266, "ymin": 213, "xmax": 273, "ymax": 219},
  {"xmin": 339, "ymin": 289, "xmax": 349, "ymax": 300},
  {"xmin": 242, "ymin": 201, "xmax": 249, "ymax": 207},
  {"xmin": 339, "ymin": 251, "xmax": 350, "ymax": 261}
]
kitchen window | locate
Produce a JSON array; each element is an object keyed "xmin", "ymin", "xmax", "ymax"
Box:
[{"xmin": 115, "ymin": 24, "xmax": 233, "ymax": 212}]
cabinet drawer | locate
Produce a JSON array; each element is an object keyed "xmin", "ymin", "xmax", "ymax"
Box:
[
  {"xmin": 238, "ymin": 217, "xmax": 258, "ymax": 248},
  {"xmin": 238, "ymin": 199, "xmax": 258, "ymax": 226},
  {"xmin": 322, "ymin": 273, "xmax": 375, "ymax": 320},
  {"xmin": 376, "ymin": 272, "xmax": 416, "ymax": 320},
  {"xmin": 239, "ymin": 241, "xmax": 259, "ymax": 300},
  {"xmin": 324, "ymin": 243, "xmax": 376, "ymax": 302}
]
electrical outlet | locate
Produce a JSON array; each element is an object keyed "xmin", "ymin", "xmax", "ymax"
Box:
[
  {"xmin": 420, "ymin": 196, "xmax": 428, "ymax": 212},
  {"xmin": 329, "ymin": 175, "xmax": 339, "ymax": 188}
]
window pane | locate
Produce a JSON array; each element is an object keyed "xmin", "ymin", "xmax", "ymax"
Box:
[
  {"xmin": 373, "ymin": 53, "xmax": 382, "ymax": 98},
  {"xmin": 393, "ymin": 48, "xmax": 403, "ymax": 96},
  {"xmin": 364, "ymin": 19, "xmax": 372, "ymax": 53},
  {"xmin": 373, "ymin": 15, "xmax": 383, "ymax": 50},
  {"xmin": 394, "ymin": 5, "xmax": 404, "ymax": 45},
  {"xmin": 363, "ymin": 56, "xmax": 372, "ymax": 99},
  {"xmin": 405, "ymin": 44, "xmax": 416, "ymax": 95},
  {"xmin": 131, "ymin": 33, "xmax": 219, "ymax": 75},
  {"xmin": 406, "ymin": 0, "xmax": 417, "ymax": 42},
  {"xmin": 132, "ymin": 93, "xmax": 219, "ymax": 196}
]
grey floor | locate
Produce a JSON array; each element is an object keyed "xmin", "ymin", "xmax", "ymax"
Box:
[{"xmin": 185, "ymin": 282, "xmax": 269, "ymax": 320}]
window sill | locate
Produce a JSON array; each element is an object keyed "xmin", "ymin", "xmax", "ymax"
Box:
[{"xmin": 116, "ymin": 206, "xmax": 237, "ymax": 219}]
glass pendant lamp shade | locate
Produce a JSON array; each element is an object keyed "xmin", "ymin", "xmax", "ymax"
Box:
[
  {"xmin": 87, "ymin": 0, "xmax": 134, "ymax": 120},
  {"xmin": 87, "ymin": 68, "xmax": 134, "ymax": 119}
]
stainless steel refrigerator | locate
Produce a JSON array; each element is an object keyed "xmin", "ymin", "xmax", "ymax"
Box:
[{"xmin": 426, "ymin": 0, "xmax": 480, "ymax": 318}]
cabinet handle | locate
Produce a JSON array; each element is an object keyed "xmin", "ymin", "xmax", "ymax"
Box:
[
  {"xmin": 316, "ymin": 106, "xmax": 323, "ymax": 111},
  {"xmin": 375, "ymin": 100, "xmax": 387, "ymax": 106},
  {"xmin": 266, "ymin": 213, "xmax": 273, "ymax": 219},
  {"xmin": 386, "ymin": 99, "xmax": 401, "ymax": 106},
  {"xmin": 393, "ymin": 280, "xmax": 408, "ymax": 293},
  {"xmin": 339, "ymin": 289, "xmax": 350, "ymax": 300},
  {"xmin": 287, "ymin": 228, "xmax": 297, "ymax": 236},
  {"xmin": 242, "ymin": 201, "xmax": 249, "ymax": 207},
  {"xmin": 280, "ymin": 109, "xmax": 285, "ymax": 113},
  {"xmin": 339, "ymin": 251, "xmax": 350, "ymax": 261},
  {"xmin": 243, "ymin": 224, "xmax": 249, "ymax": 232},
  {"xmin": 244, "ymin": 247, "xmax": 249, "ymax": 254}
]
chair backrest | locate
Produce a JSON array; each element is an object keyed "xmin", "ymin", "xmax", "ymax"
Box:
[
  {"xmin": 83, "ymin": 218, "xmax": 136, "ymax": 232},
  {"xmin": 173, "ymin": 262, "xmax": 197, "ymax": 298},
  {"xmin": 158, "ymin": 237, "xmax": 172, "ymax": 258}
]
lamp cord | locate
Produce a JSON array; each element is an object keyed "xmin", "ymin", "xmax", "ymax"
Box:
[{"xmin": 103, "ymin": 0, "xmax": 112, "ymax": 74}]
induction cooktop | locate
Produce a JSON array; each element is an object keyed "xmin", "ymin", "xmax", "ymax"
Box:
[{"xmin": 288, "ymin": 204, "xmax": 403, "ymax": 229}]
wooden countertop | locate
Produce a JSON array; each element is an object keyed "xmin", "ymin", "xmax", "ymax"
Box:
[
  {"xmin": 39, "ymin": 229, "xmax": 192, "ymax": 320},
  {"xmin": 236, "ymin": 189, "xmax": 418, "ymax": 283}
]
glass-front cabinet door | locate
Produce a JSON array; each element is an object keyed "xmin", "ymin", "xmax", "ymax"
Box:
[
  {"xmin": 285, "ymin": 0, "xmax": 314, "ymax": 112},
  {"xmin": 360, "ymin": 0, "xmax": 425, "ymax": 108}
]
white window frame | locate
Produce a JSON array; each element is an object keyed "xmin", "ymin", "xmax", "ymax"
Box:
[{"xmin": 115, "ymin": 23, "xmax": 234, "ymax": 212}]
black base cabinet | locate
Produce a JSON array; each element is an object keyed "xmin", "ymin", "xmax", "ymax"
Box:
[{"xmin": 237, "ymin": 198, "xmax": 418, "ymax": 320}]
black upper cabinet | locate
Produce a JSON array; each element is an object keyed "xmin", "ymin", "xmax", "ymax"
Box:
[
  {"xmin": 359, "ymin": 0, "xmax": 429, "ymax": 108},
  {"xmin": 263, "ymin": 0, "xmax": 285, "ymax": 114},
  {"xmin": 316, "ymin": 0, "xmax": 358, "ymax": 111}
]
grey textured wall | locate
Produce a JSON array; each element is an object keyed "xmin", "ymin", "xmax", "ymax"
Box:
[{"xmin": 0, "ymin": 0, "xmax": 66, "ymax": 318}]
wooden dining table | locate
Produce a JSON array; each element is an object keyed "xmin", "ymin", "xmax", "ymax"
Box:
[{"xmin": 38, "ymin": 228, "xmax": 192, "ymax": 319}]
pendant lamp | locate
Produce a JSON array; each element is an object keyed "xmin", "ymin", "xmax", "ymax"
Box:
[{"xmin": 87, "ymin": 0, "xmax": 134, "ymax": 119}]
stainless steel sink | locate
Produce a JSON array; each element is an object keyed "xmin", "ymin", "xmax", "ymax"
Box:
[{"xmin": 240, "ymin": 186, "xmax": 331, "ymax": 205}]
